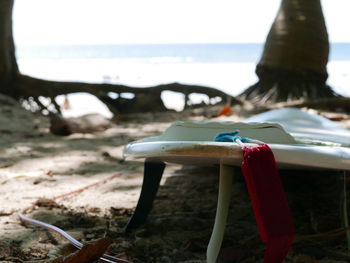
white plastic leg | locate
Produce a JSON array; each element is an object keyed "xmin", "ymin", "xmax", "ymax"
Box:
[{"xmin": 206, "ymin": 164, "xmax": 234, "ymax": 263}]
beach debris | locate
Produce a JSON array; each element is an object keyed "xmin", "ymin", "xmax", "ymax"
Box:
[
  {"xmin": 53, "ymin": 237, "xmax": 113, "ymax": 263},
  {"xmin": 50, "ymin": 113, "xmax": 114, "ymax": 136},
  {"xmin": 211, "ymin": 105, "xmax": 233, "ymax": 117},
  {"xmin": 19, "ymin": 214, "xmax": 131, "ymax": 263}
]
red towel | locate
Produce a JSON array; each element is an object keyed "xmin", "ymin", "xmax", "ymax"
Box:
[{"xmin": 241, "ymin": 144, "xmax": 295, "ymax": 263}]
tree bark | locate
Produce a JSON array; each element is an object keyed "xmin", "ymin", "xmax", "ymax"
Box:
[
  {"xmin": 240, "ymin": 0, "xmax": 338, "ymax": 104},
  {"xmin": 0, "ymin": 0, "xmax": 19, "ymax": 97},
  {"xmin": 260, "ymin": 0, "xmax": 329, "ymax": 74}
]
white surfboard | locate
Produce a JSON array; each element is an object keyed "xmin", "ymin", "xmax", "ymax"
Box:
[{"xmin": 124, "ymin": 108, "xmax": 350, "ymax": 171}]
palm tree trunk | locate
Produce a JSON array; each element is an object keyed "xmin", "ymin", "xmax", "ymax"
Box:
[
  {"xmin": 0, "ymin": 0, "xmax": 19, "ymax": 97},
  {"xmin": 241, "ymin": 0, "xmax": 337, "ymax": 103}
]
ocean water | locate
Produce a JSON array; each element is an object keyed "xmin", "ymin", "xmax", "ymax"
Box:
[{"xmin": 16, "ymin": 43, "xmax": 350, "ymax": 117}]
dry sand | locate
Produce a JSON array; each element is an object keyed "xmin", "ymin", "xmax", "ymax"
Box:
[{"xmin": 1, "ymin": 97, "xmax": 350, "ymax": 262}]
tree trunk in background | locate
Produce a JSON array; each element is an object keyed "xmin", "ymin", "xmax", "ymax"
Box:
[
  {"xmin": 240, "ymin": 0, "xmax": 338, "ymax": 104},
  {"xmin": 0, "ymin": 0, "xmax": 19, "ymax": 97}
]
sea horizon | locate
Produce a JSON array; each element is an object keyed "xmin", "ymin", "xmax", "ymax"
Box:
[
  {"xmin": 16, "ymin": 42, "xmax": 350, "ymax": 61},
  {"xmin": 15, "ymin": 42, "xmax": 350, "ymax": 117}
]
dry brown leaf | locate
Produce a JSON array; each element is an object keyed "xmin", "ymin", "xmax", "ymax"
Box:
[{"xmin": 55, "ymin": 237, "xmax": 113, "ymax": 263}]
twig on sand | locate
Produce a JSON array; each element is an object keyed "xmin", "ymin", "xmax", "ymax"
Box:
[
  {"xmin": 52, "ymin": 173, "xmax": 123, "ymax": 201},
  {"xmin": 296, "ymin": 225, "xmax": 350, "ymax": 242},
  {"xmin": 22, "ymin": 173, "xmax": 123, "ymax": 214}
]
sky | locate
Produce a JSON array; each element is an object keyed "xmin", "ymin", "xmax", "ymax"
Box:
[{"xmin": 13, "ymin": 0, "xmax": 350, "ymax": 46}]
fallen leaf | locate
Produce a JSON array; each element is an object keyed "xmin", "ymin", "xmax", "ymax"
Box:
[{"xmin": 56, "ymin": 237, "xmax": 113, "ymax": 263}]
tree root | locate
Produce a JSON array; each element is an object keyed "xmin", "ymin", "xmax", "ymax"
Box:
[
  {"xmin": 240, "ymin": 65, "xmax": 339, "ymax": 104},
  {"xmin": 16, "ymin": 74, "xmax": 241, "ymax": 115}
]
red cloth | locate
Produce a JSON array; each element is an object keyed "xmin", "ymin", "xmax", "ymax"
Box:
[{"xmin": 241, "ymin": 144, "xmax": 295, "ymax": 263}]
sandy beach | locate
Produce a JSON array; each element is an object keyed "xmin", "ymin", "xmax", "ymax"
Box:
[
  {"xmin": 4, "ymin": 1, "xmax": 350, "ymax": 262},
  {"xmin": 1, "ymin": 97, "xmax": 350, "ymax": 262}
]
